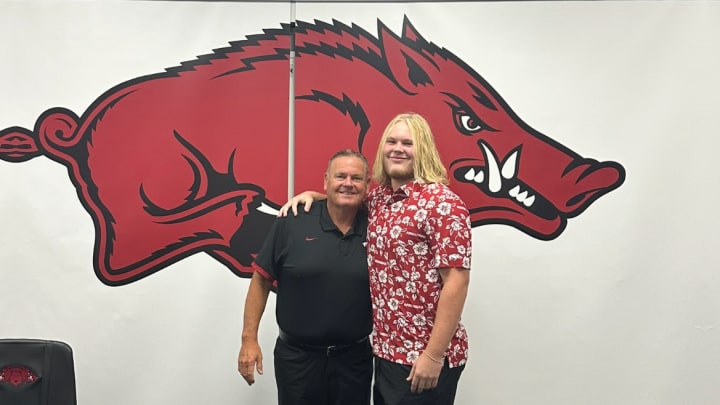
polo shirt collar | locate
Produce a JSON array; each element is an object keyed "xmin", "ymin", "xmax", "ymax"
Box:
[{"xmin": 319, "ymin": 200, "xmax": 366, "ymax": 237}]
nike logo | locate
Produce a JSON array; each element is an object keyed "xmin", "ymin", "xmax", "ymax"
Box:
[{"xmin": 305, "ymin": 237, "xmax": 319, "ymax": 241}]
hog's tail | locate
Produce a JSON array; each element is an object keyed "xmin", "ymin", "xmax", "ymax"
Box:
[
  {"xmin": 35, "ymin": 107, "xmax": 82, "ymax": 160},
  {"xmin": 0, "ymin": 107, "xmax": 81, "ymax": 164},
  {"xmin": 0, "ymin": 126, "xmax": 41, "ymax": 162}
]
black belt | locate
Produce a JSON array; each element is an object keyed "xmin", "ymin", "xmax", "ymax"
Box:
[{"xmin": 278, "ymin": 329, "xmax": 368, "ymax": 356}]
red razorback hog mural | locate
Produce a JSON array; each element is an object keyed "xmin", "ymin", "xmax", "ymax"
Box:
[{"xmin": 0, "ymin": 17, "xmax": 625, "ymax": 286}]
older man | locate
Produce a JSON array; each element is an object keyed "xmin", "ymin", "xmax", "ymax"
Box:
[{"xmin": 239, "ymin": 149, "xmax": 373, "ymax": 405}]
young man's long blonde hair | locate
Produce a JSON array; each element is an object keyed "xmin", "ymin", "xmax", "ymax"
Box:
[{"xmin": 372, "ymin": 113, "xmax": 449, "ymax": 186}]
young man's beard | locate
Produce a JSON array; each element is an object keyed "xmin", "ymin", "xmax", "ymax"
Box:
[{"xmin": 387, "ymin": 166, "xmax": 413, "ymax": 183}]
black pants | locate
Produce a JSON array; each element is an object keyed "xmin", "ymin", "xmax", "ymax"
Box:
[
  {"xmin": 274, "ymin": 337, "xmax": 372, "ymax": 405},
  {"xmin": 373, "ymin": 356, "xmax": 465, "ymax": 405}
]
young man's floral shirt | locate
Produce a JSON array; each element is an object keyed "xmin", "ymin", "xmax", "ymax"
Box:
[{"xmin": 366, "ymin": 181, "xmax": 472, "ymax": 367}]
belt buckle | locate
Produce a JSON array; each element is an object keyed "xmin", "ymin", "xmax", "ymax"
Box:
[{"xmin": 326, "ymin": 345, "xmax": 336, "ymax": 356}]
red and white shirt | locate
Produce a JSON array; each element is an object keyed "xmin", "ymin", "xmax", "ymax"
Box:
[{"xmin": 366, "ymin": 181, "xmax": 472, "ymax": 367}]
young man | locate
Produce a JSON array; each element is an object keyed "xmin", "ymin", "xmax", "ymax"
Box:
[
  {"xmin": 238, "ymin": 150, "xmax": 373, "ymax": 405},
  {"xmin": 283, "ymin": 113, "xmax": 472, "ymax": 405}
]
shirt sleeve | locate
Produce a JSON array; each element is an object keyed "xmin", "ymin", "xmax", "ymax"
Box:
[
  {"xmin": 425, "ymin": 185, "xmax": 472, "ymax": 270},
  {"xmin": 252, "ymin": 216, "xmax": 289, "ymax": 281}
]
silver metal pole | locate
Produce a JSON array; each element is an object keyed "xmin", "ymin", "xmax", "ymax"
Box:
[{"xmin": 287, "ymin": 2, "xmax": 296, "ymax": 199}]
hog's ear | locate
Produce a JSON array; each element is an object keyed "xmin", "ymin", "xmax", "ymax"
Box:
[
  {"xmin": 379, "ymin": 20, "xmax": 438, "ymax": 95},
  {"xmin": 401, "ymin": 15, "xmax": 424, "ymax": 43}
]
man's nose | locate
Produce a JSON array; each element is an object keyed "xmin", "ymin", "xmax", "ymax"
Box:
[{"xmin": 342, "ymin": 176, "xmax": 353, "ymax": 185}]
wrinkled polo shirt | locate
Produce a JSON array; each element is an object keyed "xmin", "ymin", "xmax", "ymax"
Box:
[{"xmin": 366, "ymin": 181, "xmax": 472, "ymax": 367}]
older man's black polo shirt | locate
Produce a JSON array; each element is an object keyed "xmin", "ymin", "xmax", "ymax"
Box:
[{"xmin": 252, "ymin": 200, "xmax": 371, "ymax": 345}]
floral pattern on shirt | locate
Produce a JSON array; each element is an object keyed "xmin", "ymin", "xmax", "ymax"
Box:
[{"xmin": 367, "ymin": 181, "xmax": 472, "ymax": 367}]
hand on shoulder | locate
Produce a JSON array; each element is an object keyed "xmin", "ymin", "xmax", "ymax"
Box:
[{"xmin": 278, "ymin": 191, "xmax": 324, "ymax": 217}]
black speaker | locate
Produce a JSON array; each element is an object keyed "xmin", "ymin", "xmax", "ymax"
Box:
[{"xmin": 0, "ymin": 339, "xmax": 77, "ymax": 405}]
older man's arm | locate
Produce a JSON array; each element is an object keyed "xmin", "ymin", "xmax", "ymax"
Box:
[{"xmin": 238, "ymin": 271, "xmax": 273, "ymax": 385}]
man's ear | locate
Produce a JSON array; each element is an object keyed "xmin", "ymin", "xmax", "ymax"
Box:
[{"xmin": 323, "ymin": 173, "xmax": 329, "ymax": 191}]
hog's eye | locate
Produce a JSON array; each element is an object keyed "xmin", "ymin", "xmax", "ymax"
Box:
[
  {"xmin": 460, "ymin": 115, "xmax": 482, "ymax": 132},
  {"xmin": 452, "ymin": 109, "xmax": 485, "ymax": 135},
  {"xmin": 446, "ymin": 98, "xmax": 495, "ymax": 135}
]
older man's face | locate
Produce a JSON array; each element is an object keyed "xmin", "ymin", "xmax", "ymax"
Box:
[{"xmin": 324, "ymin": 156, "xmax": 368, "ymax": 209}]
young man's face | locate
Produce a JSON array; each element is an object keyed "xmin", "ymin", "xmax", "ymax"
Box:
[
  {"xmin": 324, "ymin": 156, "xmax": 368, "ymax": 209},
  {"xmin": 382, "ymin": 121, "xmax": 415, "ymax": 187}
]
